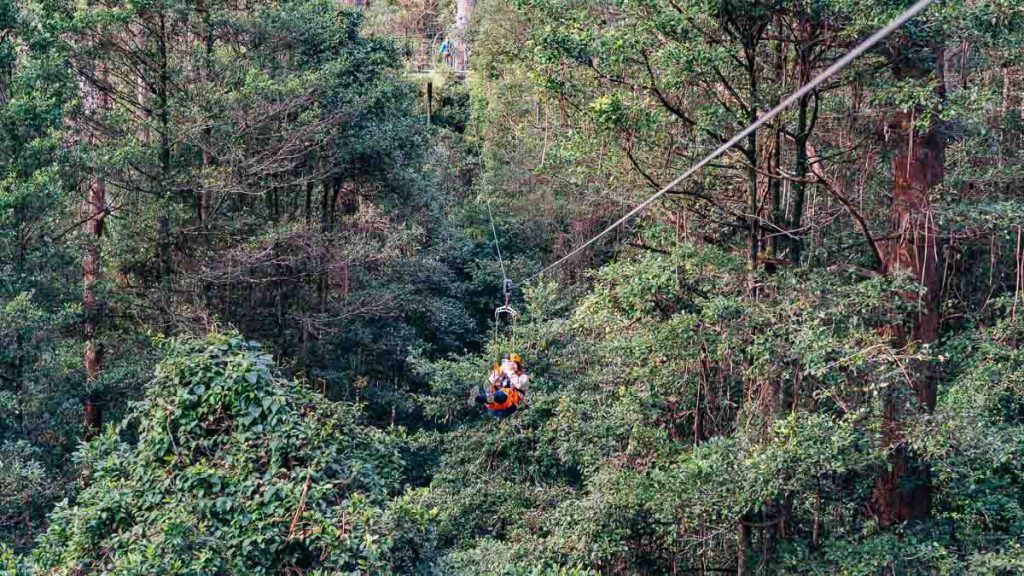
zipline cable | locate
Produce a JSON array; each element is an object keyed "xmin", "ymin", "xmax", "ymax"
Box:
[
  {"xmin": 486, "ymin": 200, "xmax": 509, "ymax": 287},
  {"xmin": 486, "ymin": 200, "xmax": 518, "ymax": 356},
  {"xmin": 526, "ymin": 0, "xmax": 937, "ymax": 284}
]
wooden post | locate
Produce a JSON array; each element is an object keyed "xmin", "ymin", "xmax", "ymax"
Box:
[{"xmin": 426, "ymin": 80, "xmax": 433, "ymax": 124}]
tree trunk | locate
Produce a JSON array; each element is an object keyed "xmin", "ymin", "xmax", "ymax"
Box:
[
  {"xmin": 871, "ymin": 41, "xmax": 945, "ymax": 526},
  {"xmin": 320, "ymin": 180, "xmax": 330, "ymax": 232},
  {"xmin": 744, "ymin": 42, "xmax": 760, "ymax": 283},
  {"xmin": 736, "ymin": 519, "xmax": 749, "ymax": 576},
  {"xmin": 454, "ymin": 0, "xmax": 476, "ymax": 72},
  {"xmin": 198, "ymin": 0, "xmax": 214, "ymax": 226},
  {"xmin": 305, "ymin": 181, "xmax": 313, "ymax": 227},
  {"xmin": 789, "ymin": 26, "xmax": 813, "ymax": 265},
  {"xmin": 156, "ymin": 10, "xmax": 174, "ymax": 291},
  {"xmin": 769, "ymin": 35, "xmax": 784, "ymax": 260},
  {"xmin": 82, "ymin": 61, "xmax": 111, "ymax": 441}
]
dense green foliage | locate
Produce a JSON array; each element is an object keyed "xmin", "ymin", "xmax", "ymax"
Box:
[
  {"xmin": 26, "ymin": 333, "xmax": 433, "ymax": 574},
  {"xmin": 3, "ymin": 0, "xmax": 1024, "ymax": 573},
  {"xmin": 415, "ymin": 244, "xmax": 1024, "ymax": 573}
]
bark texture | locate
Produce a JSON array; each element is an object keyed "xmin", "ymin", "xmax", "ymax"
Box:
[{"xmin": 872, "ymin": 41, "xmax": 946, "ymax": 526}]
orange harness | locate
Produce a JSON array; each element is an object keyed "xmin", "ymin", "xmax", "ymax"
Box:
[{"xmin": 486, "ymin": 374, "xmax": 522, "ymax": 412}]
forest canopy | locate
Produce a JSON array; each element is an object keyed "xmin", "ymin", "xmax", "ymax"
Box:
[{"xmin": 2, "ymin": 0, "xmax": 1024, "ymax": 574}]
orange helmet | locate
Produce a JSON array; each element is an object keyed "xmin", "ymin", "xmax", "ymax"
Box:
[{"xmin": 509, "ymin": 353, "xmax": 522, "ymax": 364}]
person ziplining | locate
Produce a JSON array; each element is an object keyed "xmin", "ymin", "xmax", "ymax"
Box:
[
  {"xmin": 475, "ymin": 278, "xmax": 529, "ymax": 417},
  {"xmin": 476, "ymin": 352, "xmax": 529, "ymax": 417},
  {"xmin": 473, "ymin": 204, "xmax": 528, "ymax": 418}
]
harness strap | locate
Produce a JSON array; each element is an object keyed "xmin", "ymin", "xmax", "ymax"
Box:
[{"xmin": 486, "ymin": 377, "xmax": 520, "ymax": 411}]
